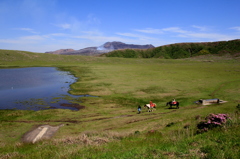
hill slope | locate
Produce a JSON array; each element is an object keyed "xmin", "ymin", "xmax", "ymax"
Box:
[{"xmin": 103, "ymin": 39, "xmax": 240, "ymax": 59}]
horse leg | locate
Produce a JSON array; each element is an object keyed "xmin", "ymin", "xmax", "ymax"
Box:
[{"xmin": 149, "ymin": 107, "xmax": 151, "ymax": 112}]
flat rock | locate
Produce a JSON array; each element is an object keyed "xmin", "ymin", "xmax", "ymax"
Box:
[{"xmin": 22, "ymin": 124, "xmax": 64, "ymax": 143}]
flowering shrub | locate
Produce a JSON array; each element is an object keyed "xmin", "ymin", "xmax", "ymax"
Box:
[{"xmin": 197, "ymin": 113, "xmax": 230, "ymax": 133}]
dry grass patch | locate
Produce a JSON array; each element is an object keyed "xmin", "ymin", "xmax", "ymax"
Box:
[
  {"xmin": 53, "ymin": 134, "xmax": 109, "ymax": 146},
  {"xmin": 53, "ymin": 130, "xmax": 128, "ymax": 146}
]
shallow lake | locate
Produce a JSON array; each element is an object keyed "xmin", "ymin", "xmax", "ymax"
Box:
[{"xmin": 0, "ymin": 67, "xmax": 82, "ymax": 111}]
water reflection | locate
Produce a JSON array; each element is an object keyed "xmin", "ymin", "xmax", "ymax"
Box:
[{"xmin": 0, "ymin": 67, "xmax": 81, "ymax": 111}]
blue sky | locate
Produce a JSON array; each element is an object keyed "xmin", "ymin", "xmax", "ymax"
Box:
[{"xmin": 0, "ymin": 0, "xmax": 240, "ymax": 53}]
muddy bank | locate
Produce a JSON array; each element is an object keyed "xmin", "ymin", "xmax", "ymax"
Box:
[{"xmin": 60, "ymin": 103, "xmax": 85, "ymax": 110}]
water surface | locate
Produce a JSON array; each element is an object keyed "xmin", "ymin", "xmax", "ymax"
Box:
[{"xmin": 0, "ymin": 67, "xmax": 80, "ymax": 110}]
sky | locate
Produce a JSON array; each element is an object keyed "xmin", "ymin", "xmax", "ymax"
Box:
[{"xmin": 0, "ymin": 0, "xmax": 240, "ymax": 53}]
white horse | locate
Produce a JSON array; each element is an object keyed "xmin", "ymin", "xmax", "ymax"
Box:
[{"xmin": 144, "ymin": 103, "xmax": 157, "ymax": 112}]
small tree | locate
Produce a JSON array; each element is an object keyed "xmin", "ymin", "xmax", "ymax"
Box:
[{"xmin": 197, "ymin": 49, "xmax": 210, "ymax": 55}]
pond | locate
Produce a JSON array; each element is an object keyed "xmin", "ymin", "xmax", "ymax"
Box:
[{"xmin": 0, "ymin": 67, "xmax": 84, "ymax": 111}]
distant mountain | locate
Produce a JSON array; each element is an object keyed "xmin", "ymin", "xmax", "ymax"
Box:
[
  {"xmin": 45, "ymin": 49, "xmax": 75, "ymax": 54},
  {"xmin": 99, "ymin": 41, "xmax": 154, "ymax": 50},
  {"xmin": 45, "ymin": 41, "xmax": 155, "ymax": 55}
]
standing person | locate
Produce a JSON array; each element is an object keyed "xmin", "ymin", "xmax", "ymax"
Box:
[{"xmin": 138, "ymin": 105, "xmax": 141, "ymax": 114}]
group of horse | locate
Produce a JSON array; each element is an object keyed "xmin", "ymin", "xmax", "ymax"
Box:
[{"xmin": 143, "ymin": 101, "xmax": 179, "ymax": 112}]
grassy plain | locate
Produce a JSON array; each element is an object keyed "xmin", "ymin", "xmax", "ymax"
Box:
[{"xmin": 0, "ymin": 49, "xmax": 240, "ymax": 158}]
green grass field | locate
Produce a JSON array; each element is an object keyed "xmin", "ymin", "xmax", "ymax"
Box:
[{"xmin": 0, "ymin": 49, "xmax": 240, "ymax": 158}]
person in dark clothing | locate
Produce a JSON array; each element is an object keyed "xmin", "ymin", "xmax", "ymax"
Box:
[{"xmin": 138, "ymin": 105, "xmax": 141, "ymax": 114}]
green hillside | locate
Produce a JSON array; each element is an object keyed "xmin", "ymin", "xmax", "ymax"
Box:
[
  {"xmin": 103, "ymin": 39, "xmax": 240, "ymax": 59},
  {"xmin": 0, "ymin": 49, "xmax": 239, "ymax": 158}
]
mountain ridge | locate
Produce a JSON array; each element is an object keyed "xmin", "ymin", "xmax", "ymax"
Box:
[{"xmin": 45, "ymin": 41, "xmax": 155, "ymax": 55}]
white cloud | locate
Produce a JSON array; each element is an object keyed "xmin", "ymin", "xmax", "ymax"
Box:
[
  {"xmin": 134, "ymin": 26, "xmax": 238, "ymax": 42},
  {"xmin": 73, "ymin": 35, "xmax": 128, "ymax": 43},
  {"xmin": 56, "ymin": 23, "xmax": 71, "ymax": 29},
  {"xmin": 49, "ymin": 33, "xmax": 69, "ymax": 37},
  {"xmin": 134, "ymin": 28, "xmax": 163, "ymax": 34},
  {"xmin": 53, "ymin": 14, "xmax": 101, "ymax": 34},
  {"xmin": 230, "ymin": 26, "xmax": 240, "ymax": 32},
  {"xmin": 53, "ymin": 20, "xmax": 81, "ymax": 33},
  {"xmin": 162, "ymin": 27, "xmax": 187, "ymax": 34},
  {"xmin": 0, "ymin": 35, "xmax": 46, "ymax": 45},
  {"xmin": 116, "ymin": 32, "xmax": 141, "ymax": 38},
  {"xmin": 191, "ymin": 25, "xmax": 208, "ymax": 31},
  {"xmin": 135, "ymin": 27, "xmax": 188, "ymax": 34},
  {"xmin": 20, "ymin": 35, "xmax": 45, "ymax": 41},
  {"xmin": 116, "ymin": 32, "xmax": 154, "ymax": 41},
  {"xmin": 189, "ymin": 33, "xmax": 237, "ymax": 41},
  {"xmin": 81, "ymin": 30, "xmax": 103, "ymax": 36},
  {"xmin": 87, "ymin": 14, "xmax": 101, "ymax": 25},
  {"xmin": 13, "ymin": 28, "xmax": 39, "ymax": 34},
  {"xmin": 0, "ymin": 39, "xmax": 22, "ymax": 44}
]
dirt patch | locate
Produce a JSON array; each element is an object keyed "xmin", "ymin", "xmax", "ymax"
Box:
[
  {"xmin": 4, "ymin": 120, "xmax": 79, "ymax": 123},
  {"xmin": 112, "ymin": 115, "xmax": 133, "ymax": 118},
  {"xmin": 60, "ymin": 103, "xmax": 85, "ymax": 110}
]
